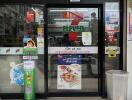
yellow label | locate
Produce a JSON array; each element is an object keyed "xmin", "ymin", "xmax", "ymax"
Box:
[{"xmin": 108, "ymin": 50, "xmax": 116, "ymax": 58}]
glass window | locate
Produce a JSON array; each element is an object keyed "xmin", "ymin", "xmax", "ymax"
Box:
[
  {"xmin": 0, "ymin": 5, "xmax": 44, "ymax": 93},
  {"xmin": 47, "ymin": 8, "xmax": 99, "ymax": 92},
  {"xmin": 105, "ymin": 2, "xmax": 120, "ymax": 71}
]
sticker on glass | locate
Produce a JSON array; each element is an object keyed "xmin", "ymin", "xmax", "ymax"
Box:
[
  {"xmin": 82, "ymin": 32, "xmax": 92, "ymax": 45},
  {"xmin": 10, "ymin": 62, "xmax": 24, "ymax": 85},
  {"xmin": 57, "ymin": 64, "xmax": 81, "ymax": 89}
]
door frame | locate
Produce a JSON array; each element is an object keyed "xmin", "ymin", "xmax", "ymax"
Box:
[{"xmin": 44, "ymin": 4, "xmax": 105, "ymax": 98}]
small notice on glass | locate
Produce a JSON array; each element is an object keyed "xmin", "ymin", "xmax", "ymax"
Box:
[{"xmin": 82, "ymin": 32, "xmax": 92, "ymax": 45}]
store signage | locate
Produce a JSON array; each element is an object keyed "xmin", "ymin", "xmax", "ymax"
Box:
[
  {"xmin": 63, "ymin": 26, "xmax": 85, "ymax": 32},
  {"xmin": 48, "ymin": 47, "xmax": 98, "ymax": 54},
  {"xmin": 70, "ymin": 0, "xmax": 80, "ymax": 2}
]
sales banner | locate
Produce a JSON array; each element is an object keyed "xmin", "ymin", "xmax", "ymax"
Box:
[
  {"xmin": 57, "ymin": 55, "xmax": 82, "ymax": 89},
  {"xmin": 24, "ymin": 61, "xmax": 35, "ymax": 100}
]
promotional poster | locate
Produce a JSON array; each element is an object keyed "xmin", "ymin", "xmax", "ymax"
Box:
[
  {"xmin": 23, "ymin": 37, "xmax": 38, "ymax": 59},
  {"xmin": 24, "ymin": 61, "xmax": 35, "ymax": 100},
  {"xmin": 57, "ymin": 55, "xmax": 82, "ymax": 89},
  {"xmin": 10, "ymin": 62, "xmax": 24, "ymax": 86}
]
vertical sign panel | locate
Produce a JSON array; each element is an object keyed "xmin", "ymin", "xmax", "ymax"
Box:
[{"xmin": 24, "ymin": 61, "xmax": 35, "ymax": 100}]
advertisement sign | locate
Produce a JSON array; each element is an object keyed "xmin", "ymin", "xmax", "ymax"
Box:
[
  {"xmin": 10, "ymin": 62, "xmax": 24, "ymax": 85},
  {"xmin": 23, "ymin": 38, "xmax": 38, "ymax": 59},
  {"xmin": 82, "ymin": 32, "xmax": 92, "ymax": 45},
  {"xmin": 24, "ymin": 61, "xmax": 35, "ymax": 100},
  {"xmin": 57, "ymin": 64, "xmax": 81, "ymax": 89},
  {"xmin": 57, "ymin": 55, "xmax": 81, "ymax": 89},
  {"xmin": 57, "ymin": 55, "xmax": 82, "ymax": 65}
]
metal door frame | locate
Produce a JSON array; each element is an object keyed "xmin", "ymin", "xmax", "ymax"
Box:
[{"xmin": 44, "ymin": 4, "xmax": 105, "ymax": 98}]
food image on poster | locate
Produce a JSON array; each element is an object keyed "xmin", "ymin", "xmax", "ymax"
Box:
[
  {"xmin": 57, "ymin": 64, "xmax": 81, "ymax": 89},
  {"xmin": 57, "ymin": 55, "xmax": 82, "ymax": 89},
  {"xmin": 9, "ymin": 62, "xmax": 24, "ymax": 86},
  {"xmin": 82, "ymin": 32, "xmax": 92, "ymax": 45}
]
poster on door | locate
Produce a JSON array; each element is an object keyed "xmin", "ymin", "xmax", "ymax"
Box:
[
  {"xmin": 57, "ymin": 55, "xmax": 81, "ymax": 89},
  {"xmin": 57, "ymin": 64, "xmax": 81, "ymax": 89},
  {"xmin": 82, "ymin": 32, "xmax": 92, "ymax": 45}
]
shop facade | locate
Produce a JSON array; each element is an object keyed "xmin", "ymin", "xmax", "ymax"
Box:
[{"xmin": 0, "ymin": 0, "xmax": 125, "ymax": 99}]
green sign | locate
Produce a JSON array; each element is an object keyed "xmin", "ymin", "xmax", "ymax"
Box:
[
  {"xmin": 24, "ymin": 61, "xmax": 35, "ymax": 100},
  {"xmin": 63, "ymin": 26, "xmax": 85, "ymax": 32},
  {"xmin": 23, "ymin": 48, "xmax": 38, "ymax": 56}
]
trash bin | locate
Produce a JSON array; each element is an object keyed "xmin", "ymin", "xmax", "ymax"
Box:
[{"xmin": 106, "ymin": 70, "xmax": 129, "ymax": 100}]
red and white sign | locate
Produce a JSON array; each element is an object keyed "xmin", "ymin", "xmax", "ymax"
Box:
[{"xmin": 26, "ymin": 10, "xmax": 35, "ymax": 23}]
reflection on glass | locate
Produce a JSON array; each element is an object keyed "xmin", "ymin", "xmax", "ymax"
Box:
[
  {"xmin": 105, "ymin": 2, "xmax": 120, "ymax": 46},
  {"xmin": 48, "ymin": 8, "xmax": 98, "ymax": 46}
]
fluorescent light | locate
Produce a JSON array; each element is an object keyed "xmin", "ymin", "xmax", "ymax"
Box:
[
  {"xmin": 49, "ymin": 9, "xmax": 97, "ymax": 12},
  {"xmin": 54, "ymin": 19, "xmax": 73, "ymax": 21},
  {"xmin": 54, "ymin": 18, "xmax": 95, "ymax": 21}
]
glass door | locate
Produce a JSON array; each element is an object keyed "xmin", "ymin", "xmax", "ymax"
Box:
[{"xmin": 45, "ymin": 5, "xmax": 103, "ymax": 96}]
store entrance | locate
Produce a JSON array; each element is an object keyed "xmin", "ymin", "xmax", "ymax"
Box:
[{"xmin": 45, "ymin": 4, "xmax": 104, "ymax": 97}]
